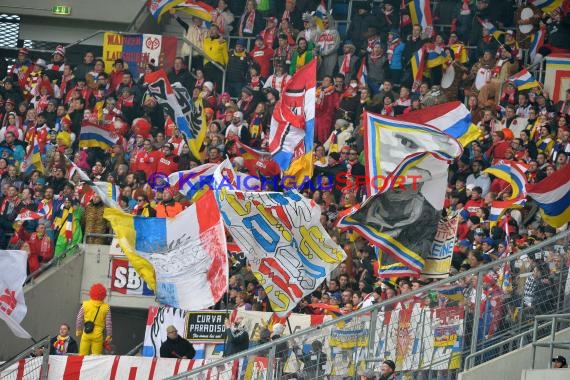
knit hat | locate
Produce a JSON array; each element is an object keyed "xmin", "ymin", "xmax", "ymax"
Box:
[
  {"xmin": 236, "ymin": 38, "xmax": 246, "ymax": 47},
  {"xmin": 53, "ymin": 45, "xmax": 65, "ymax": 57},
  {"xmin": 384, "ymin": 360, "xmax": 396, "ymax": 371},
  {"xmin": 458, "ymin": 240, "xmax": 471, "ymax": 247},
  {"xmin": 203, "ymin": 81, "xmax": 214, "ymax": 92},
  {"xmin": 460, "ymin": 209, "xmax": 470, "ymax": 221},
  {"xmin": 482, "ymin": 237, "xmax": 495, "ymax": 246},
  {"xmin": 18, "ymin": 48, "xmax": 28, "ymax": 55}
]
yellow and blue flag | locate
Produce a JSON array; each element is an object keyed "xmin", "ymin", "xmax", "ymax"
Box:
[
  {"xmin": 398, "ymin": 101, "xmax": 481, "ymax": 147},
  {"xmin": 79, "ymin": 121, "xmax": 119, "ymax": 151},
  {"xmin": 509, "ymin": 68, "xmax": 542, "ymax": 91},
  {"xmin": 484, "ymin": 161, "xmax": 528, "ymax": 199},
  {"xmin": 530, "ymin": 0, "xmax": 563, "ymax": 14},
  {"xmin": 147, "ymin": 0, "xmax": 185, "ymax": 22},
  {"xmin": 104, "ymin": 191, "xmax": 228, "ymax": 309},
  {"xmin": 21, "ymin": 132, "xmax": 44, "ymax": 175},
  {"xmin": 408, "ymin": 0, "xmax": 433, "ymax": 31},
  {"xmin": 527, "ymin": 164, "xmax": 570, "ymax": 228},
  {"xmin": 173, "ymin": 1, "xmax": 214, "ymax": 22}
]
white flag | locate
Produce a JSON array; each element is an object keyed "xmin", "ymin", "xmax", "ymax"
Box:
[{"xmin": 0, "ymin": 250, "xmax": 32, "ymax": 339}]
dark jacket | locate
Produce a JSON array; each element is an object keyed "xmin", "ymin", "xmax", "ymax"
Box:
[
  {"xmin": 49, "ymin": 336, "xmax": 79, "ymax": 355},
  {"xmin": 167, "ymin": 68, "xmax": 195, "ymax": 93},
  {"xmin": 160, "ymin": 335, "xmax": 196, "ymax": 359},
  {"xmin": 223, "ymin": 327, "xmax": 249, "ymax": 357}
]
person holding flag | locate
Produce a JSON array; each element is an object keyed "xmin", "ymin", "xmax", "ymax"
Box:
[{"xmin": 52, "ymin": 195, "xmax": 83, "ymax": 258}]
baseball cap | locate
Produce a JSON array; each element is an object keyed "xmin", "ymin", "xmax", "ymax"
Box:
[
  {"xmin": 475, "ymin": 227, "xmax": 485, "ymax": 235},
  {"xmin": 459, "ymin": 240, "xmax": 471, "ymax": 248}
]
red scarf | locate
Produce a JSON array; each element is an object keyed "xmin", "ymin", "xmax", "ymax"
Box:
[
  {"xmin": 243, "ymin": 11, "xmax": 255, "ymax": 34},
  {"xmin": 339, "ymin": 54, "xmax": 352, "ymax": 76}
]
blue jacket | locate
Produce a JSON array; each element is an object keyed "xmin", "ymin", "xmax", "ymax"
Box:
[{"xmin": 389, "ymin": 43, "xmax": 406, "ymax": 70}]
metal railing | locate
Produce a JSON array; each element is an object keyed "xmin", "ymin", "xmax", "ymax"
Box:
[
  {"xmin": 0, "ymin": 336, "xmax": 50, "ymax": 380},
  {"xmin": 163, "ymin": 230, "xmax": 569, "ymax": 380},
  {"xmin": 531, "ymin": 313, "xmax": 570, "ymax": 369}
]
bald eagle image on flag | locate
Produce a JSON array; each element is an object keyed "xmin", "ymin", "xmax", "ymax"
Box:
[{"xmin": 337, "ymin": 112, "xmax": 462, "ymax": 274}]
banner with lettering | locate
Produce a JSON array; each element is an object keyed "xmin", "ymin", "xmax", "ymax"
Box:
[
  {"xmin": 422, "ymin": 213, "xmax": 460, "ymax": 278},
  {"xmin": 431, "ymin": 306, "xmax": 464, "ymax": 370},
  {"xmin": 103, "ymin": 32, "xmax": 177, "ymax": 78},
  {"xmin": 186, "ymin": 311, "xmax": 226, "ymax": 343},
  {"xmin": 110, "ymin": 258, "xmax": 154, "ymax": 296},
  {"xmin": 216, "ymin": 189, "xmax": 346, "ymax": 316}
]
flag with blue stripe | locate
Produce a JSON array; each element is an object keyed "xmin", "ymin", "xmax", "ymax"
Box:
[
  {"xmin": 527, "ymin": 164, "xmax": 570, "ymax": 228},
  {"xmin": 484, "ymin": 161, "xmax": 528, "ymax": 199},
  {"xmin": 79, "ymin": 121, "xmax": 119, "ymax": 151}
]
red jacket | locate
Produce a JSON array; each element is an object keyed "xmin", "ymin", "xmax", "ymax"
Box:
[
  {"xmin": 250, "ymin": 46, "xmax": 274, "ymax": 78},
  {"xmin": 464, "ymin": 198, "xmax": 486, "ymax": 216},
  {"xmin": 156, "ymin": 153, "xmax": 179, "ymax": 176},
  {"xmin": 133, "ymin": 149, "xmax": 161, "ymax": 179},
  {"xmin": 28, "ymin": 232, "xmax": 53, "ymax": 264}
]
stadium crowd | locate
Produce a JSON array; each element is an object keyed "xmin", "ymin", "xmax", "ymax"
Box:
[{"xmin": 0, "ymin": 0, "xmax": 569, "ymax": 356}]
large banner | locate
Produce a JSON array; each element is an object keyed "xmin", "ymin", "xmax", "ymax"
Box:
[
  {"xmin": 422, "ymin": 213, "xmax": 460, "ymax": 278},
  {"xmin": 143, "ymin": 307, "xmax": 332, "ymax": 357},
  {"xmin": 110, "ymin": 258, "xmax": 154, "ymax": 296},
  {"xmin": 216, "ymin": 189, "xmax": 346, "ymax": 316},
  {"xmin": 103, "ymin": 32, "xmax": 177, "ymax": 77}
]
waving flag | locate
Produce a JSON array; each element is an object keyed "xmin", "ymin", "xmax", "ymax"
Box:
[
  {"xmin": 408, "ymin": 0, "xmax": 433, "ymax": 33},
  {"xmin": 398, "ymin": 101, "xmax": 481, "ymax": 147},
  {"xmin": 489, "ymin": 196, "xmax": 526, "ymax": 228},
  {"xmin": 216, "ymin": 189, "xmax": 345, "ymax": 316},
  {"xmin": 104, "ymin": 191, "xmax": 228, "ymax": 309},
  {"xmin": 484, "ymin": 161, "xmax": 528, "ymax": 199},
  {"xmin": 509, "ymin": 68, "xmax": 541, "ymax": 91},
  {"xmin": 527, "ymin": 164, "xmax": 570, "ymax": 228},
  {"xmin": 379, "ymin": 262, "xmax": 419, "ymax": 278},
  {"xmin": 529, "ymin": 27, "xmax": 546, "ymax": 61},
  {"xmin": 410, "ymin": 47, "xmax": 425, "ymax": 85},
  {"xmin": 15, "ymin": 209, "xmax": 43, "ymax": 222},
  {"xmin": 477, "ymin": 18, "xmax": 505, "ymax": 39},
  {"xmin": 79, "ymin": 121, "xmax": 119, "ymax": 151},
  {"xmin": 269, "ymin": 59, "xmax": 316, "ymax": 171},
  {"xmin": 168, "ymin": 163, "xmax": 218, "ymax": 199},
  {"xmin": 20, "ymin": 132, "xmax": 44, "ymax": 175},
  {"xmin": 66, "ymin": 157, "xmax": 120, "ymax": 208},
  {"xmin": 530, "ymin": 0, "xmax": 563, "ymax": 13},
  {"xmin": 0, "ymin": 250, "xmax": 32, "ymax": 338},
  {"xmin": 337, "ymin": 112, "xmax": 462, "ymax": 274},
  {"xmin": 356, "ymin": 58, "xmax": 368, "ymax": 88},
  {"xmin": 173, "ymin": 1, "xmax": 214, "ymax": 21},
  {"xmin": 147, "ymin": 0, "xmax": 185, "ymax": 22},
  {"xmin": 425, "ymin": 44, "xmax": 445, "ymax": 68},
  {"xmin": 145, "ymin": 70, "xmax": 206, "ymax": 160}
]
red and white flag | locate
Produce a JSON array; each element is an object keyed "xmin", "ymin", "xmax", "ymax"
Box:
[
  {"xmin": 15, "ymin": 209, "xmax": 43, "ymax": 222},
  {"xmin": 0, "ymin": 250, "xmax": 32, "ymax": 339}
]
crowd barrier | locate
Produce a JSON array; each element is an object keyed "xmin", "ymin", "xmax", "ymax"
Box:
[{"xmin": 163, "ymin": 230, "xmax": 570, "ymax": 380}]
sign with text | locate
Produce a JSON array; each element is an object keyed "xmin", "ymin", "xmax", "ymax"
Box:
[
  {"xmin": 186, "ymin": 311, "xmax": 227, "ymax": 343},
  {"xmin": 422, "ymin": 213, "xmax": 459, "ymax": 278},
  {"xmin": 102, "ymin": 32, "xmax": 177, "ymax": 78},
  {"xmin": 111, "ymin": 258, "xmax": 154, "ymax": 296}
]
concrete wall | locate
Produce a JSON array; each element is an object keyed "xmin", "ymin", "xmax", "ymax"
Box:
[
  {"xmin": 521, "ymin": 369, "xmax": 570, "ymax": 380},
  {"xmin": 0, "ymin": 252, "xmax": 84, "ymax": 361},
  {"xmin": 81, "ymin": 244, "xmax": 158, "ymax": 311},
  {"xmin": 458, "ymin": 327, "xmax": 570, "ymax": 380}
]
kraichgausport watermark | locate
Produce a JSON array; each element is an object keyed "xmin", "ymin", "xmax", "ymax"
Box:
[{"xmin": 148, "ymin": 172, "xmax": 423, "ymax": 192}]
